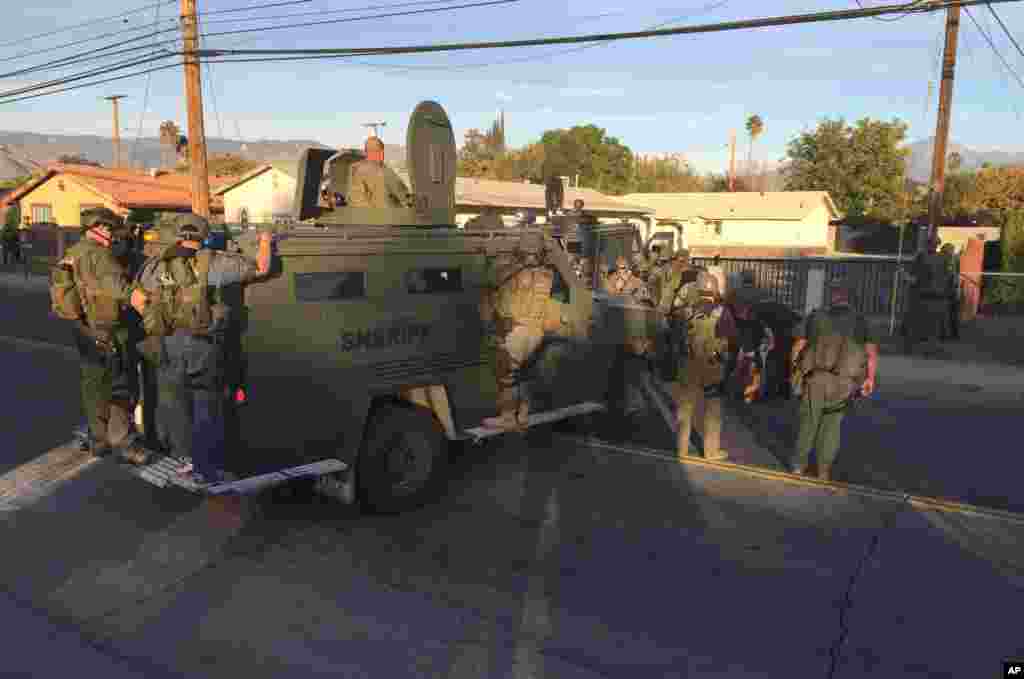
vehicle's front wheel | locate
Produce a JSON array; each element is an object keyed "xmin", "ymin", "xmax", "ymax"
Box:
[{"xmin": 357, "ymin": 403, "xmax": 449, "ymax": 514}]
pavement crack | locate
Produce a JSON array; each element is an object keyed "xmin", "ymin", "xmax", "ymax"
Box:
[{"xmin": 826, "ymin": 493, "xmax": 910, "ymax": 679}]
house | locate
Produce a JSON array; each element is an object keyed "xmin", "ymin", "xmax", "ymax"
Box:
[
  {"xmin": 928, "ymin": 217, "xmax": 1001, "ymax": 253},
  {"xmin": 213, "ymin": 161, "xmax": 298, "ymax": 224},
  {"xmin": 617, "ymin": 191, "xmax": 843, "ymax": 257},
  {"xmin": 449, "ymin": 176, "xmax": 653, "ymax": 227},
  {"xmin": 0, "ymin": 163, "xmax": 232, "ymax": 258}
]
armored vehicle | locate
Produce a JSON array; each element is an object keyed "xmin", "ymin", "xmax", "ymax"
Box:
[{"xmin": 121, "ymin": 101, "xmax": 662, "ymax": 513}]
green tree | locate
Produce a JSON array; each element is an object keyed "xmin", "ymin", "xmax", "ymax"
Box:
[
  {"xmin": 457, "ymin": 113, "xmax": 508, "ymax": 178},
  {"xmin": 783, "ymin": 116, "xmax": 909, "ymax": 220},
  {"xmin": 989, "ymin": 208, "xmax": 1024, "ymax": 305},
  {"xmin": 537, "ymin": 125, "xmax": 634, "ymax": 194},
  {"xmin": 745, "ymin": 114, "xmax": 764, "ymax": 184}
]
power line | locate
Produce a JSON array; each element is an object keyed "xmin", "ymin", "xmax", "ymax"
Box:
[
  {"xmin": 0, "ymin": 32, "xmax": 178, "ymax": 80},
  {"xmin": 131, "ymin": 1, "xmax": 164, "ymax": 168},
  {"xmin": 986, "ymin": 3, "xmax": 1024, "ymax": 59},
  {"xmin": 0, "ymin": 22, "xmax": 178, "ymax": 67},
  {"xmin": 198, "ymin": 12, "xmax": 226, "ymax": 142},
  {"xmin": 0, "ymin": 52, "xmax": 176, "ymax": 101},
  {"xmin": 0, "ymin": 0, "xmax": 175, "ymax": 51},
  {"xmin": 0, "ymin": 62, "xmax": 181, "ymax": 106},
  {"xmin": 855, "ymin": 0, "xmax": 929, "ymax": 23},
  {"xmin": 199, "ymin": 0, "xmax": 522, "ymax": 39},
  {"xmin": 200, "ymin": 0, "xmax": 312, "ymax": 16},
  {"xmin": 198, "ymin": 0, "xmax": 522, "ymax": 24},
  {"xmin": 198, "ymin": 0, "xmax": 1023, "ymax": 60},
  {"xmin": 963, "ymin": 6, "xmax": 1024, "ymax": 90}
]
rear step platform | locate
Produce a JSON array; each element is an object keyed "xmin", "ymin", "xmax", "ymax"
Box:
[
  {"xmin": 464, "ymin": 401, "xmax": 605, "ymax": 441},
  {"xmin": 73, "ymin": 424, "xmax": 348, "ymax": 496},
  {"xmin": 121, "ymin": 454, "xmax": 348, "ymax": 497}
]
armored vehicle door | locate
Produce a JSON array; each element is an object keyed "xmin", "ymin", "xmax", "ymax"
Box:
[{"xmin": 406, "ymin": 100, "xmax": 456, "ymax": 223}]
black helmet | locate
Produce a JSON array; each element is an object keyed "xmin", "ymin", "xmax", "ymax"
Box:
[
  {"xmin": 175, "ymin": 213, "xmax": 210, "ymax": 242},
  {"xmin": 81, "ymin": 207, "xmax": 126, "ymax": 234}
]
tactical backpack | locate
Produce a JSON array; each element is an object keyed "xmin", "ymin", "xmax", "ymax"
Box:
[
  {"xmin": 49, "ymin": 259, "xmax": 83, "ymax": 321},
  {"xmin": 796, "ymin": 317, "xmax": 868, "ymax": 404},
  {"xmin": 687, "ymin": 303, "xmax": 729, "ymax": 384},
  {"xmin": 141, "ymin": 247, "xmax": 223, "ymax": 336},
  {"xmin": 50, "ymin": 242, "xmax": 122, "ymax": 328}
]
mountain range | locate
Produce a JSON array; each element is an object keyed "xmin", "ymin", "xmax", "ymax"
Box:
[
  {"xmin": 0, "ymin": 131, "xmax": 407, "ymax": 181},
  {"xmin": 903, "ymin": 138, "xmax": 1024, "ymax": 182}
]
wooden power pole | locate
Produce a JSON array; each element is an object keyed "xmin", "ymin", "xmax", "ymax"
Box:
[
  {"xmin": 103, "ymin": 95, "xmax": 126, "ymax": 169},
  {"xmin": 728, "ymin": 131, "xmax": 737, "ymax": 192},
  {"xmin": 181, "ymin": 0, "xmax": 211, "ymax": 218},
  {"xmin": 923, "ymin": 2, "xmax": 960, "ymax": 252}
]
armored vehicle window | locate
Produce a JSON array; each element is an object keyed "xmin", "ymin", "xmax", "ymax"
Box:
[
  {"xmin": 406, "ymin": 267, "xmax": 463, "ymax": 294},
  {"xmin": 294, "ymin": 272, "xmax": 367, "ymax": 301}
]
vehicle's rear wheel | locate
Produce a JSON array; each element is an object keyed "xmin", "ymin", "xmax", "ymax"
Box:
[{"xmin": 357, "ymin": 403, "xmax": 449, "ymax": 514}]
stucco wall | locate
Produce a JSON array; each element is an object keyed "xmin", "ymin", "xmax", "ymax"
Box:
[
  {"xmin": 937, "ymin": 226, "xmax": 1001, "ymax": 253},
  {"xmin": 18, "ymin": 175, "xmax": 114, "ymax": 227},
  {"xmin": 223, "ymin": 169, "xmax": 296, "ymax": 223},
  {"xmin": 682, "ymin": 204, "xmax": 831, "ymax": 251}
]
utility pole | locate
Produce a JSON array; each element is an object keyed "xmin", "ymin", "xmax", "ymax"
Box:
[
  {"xmin": 728, "ymin": 131, "xmax": 737, "ymax": 192},
  {"xmin": 181, "ymin": 0, "xmax": 211, "ymax": 218},
  {"xmin": 922, "ymin": 2, "xmax": 960, "ymax": 253},
  {"xmin": 103, "ymin": 95, "xmax": 126, "ymax": 169}
]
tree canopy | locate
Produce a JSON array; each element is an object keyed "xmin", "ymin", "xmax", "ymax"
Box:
[{"xmin": 783, "ymin": 117, "xmax": 909, "ymax": 220}]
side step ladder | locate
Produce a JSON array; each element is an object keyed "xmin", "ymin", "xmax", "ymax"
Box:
[{"xmin": 463, "ymin": 401, "xmax": 606, "ymax": 442}]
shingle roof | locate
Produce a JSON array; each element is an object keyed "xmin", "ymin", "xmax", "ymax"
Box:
[
  {"xmin": 618, "ymin": 191, "xmax": 842, "ymax": 221},
  {"xmin": 1, "ymin": 164, "xmax": 234, "ymax": 212}
]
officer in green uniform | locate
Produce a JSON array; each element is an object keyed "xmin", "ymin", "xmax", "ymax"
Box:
[
  {"xmin": 940, "ymin": 243, "xmax": 960, "ymax": 340},
  {"xmin": 790, "ymin": 277, "xmax": 878, "ymax": 481},
  {"xmin": 53, "ymin": 207, "xmax": 150, "ymax": 463},
  {"xmin": 136, "ymin": 213, "xmax": 272, "ymax": 484},
  {"xmin": 903, "ymin": 234, "xmax": 949, "ymax": 355}
]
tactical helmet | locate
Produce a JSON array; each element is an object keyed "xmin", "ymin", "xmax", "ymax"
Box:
[
  {"xmin": 176, "ymin": 213, "xmax": 210, "ymax": 242},
  {"xmin": 696, "ymin": 271, "xmax": 720, "ymax": 298},
  {"xmin": 615, "ymin": 256, "xmax": 628, "ymax": 270},
  {"xmin": 81, "ymin": 207, "xmax": 126, "ymax": 234},
  {"xmin": 940, "ymin": 243, "xmax": 955, "ymax": 256}
]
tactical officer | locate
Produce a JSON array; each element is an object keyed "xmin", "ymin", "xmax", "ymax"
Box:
[
  {"xmin": 663, "ymin": 272, "xmax": 735, "ymax": 461},
  {"xmin": 347, "ymin": 136, "xmax": 411, "ymax": 209},
  {"xmin": 903, "ymin": 234, "xmax": 950, "ymax": 355},
  {"xmin": 53, "ymin": 207, "xmax": 150, "ymax": 463},
  {"xmin": 136, "ymin": 214, "xmax": 272, "ymax": 485},
  {"xmin": 604, "ymin": 255, "xmax": 641, "ymax": 295},
  {"xmin": 789, "ymin": 277, "xmax": 878, "ymax": 481}
]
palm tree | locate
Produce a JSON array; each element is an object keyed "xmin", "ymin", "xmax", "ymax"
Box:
[{"xmin": 745, "ymin": 114, "xmax": 764, "ymax": 188}]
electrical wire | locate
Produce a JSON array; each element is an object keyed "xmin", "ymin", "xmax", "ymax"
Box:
[
  {"xmin": 198, "ymin": 0, "xmax": 498, "ymax": 24},
  {"xmin": 0, "ymin": 62, "xmax": 181, "ymax": 106},
  {"xmin": 199, "ymin": 0, "xmax": 522, "ymax": 39},
  {"xmin": 198, "ymin": 13, "xmax": 226, "ymax": 142},
  {"xmin": 0, "ymin": 0, "xmax": 175, "ymax": 51},
  {"xmin": 986, "ymin": 3, "xmax": 1024, "ymax": 59},
  {"xmin": 963, "ymin": 6, "xmax": 1024, "ymax": 90},
  {"xmin": 199, "ymin": 0, "xmax": 313, "ymax": 16},
  {"xmin": 854, "ymin": 0, "xmax": 929, "ymax": 22},
  {"xmin": 131, "ymin": 2, "xmax": 164, "ymax": 168},
  {"xmin": 198, "ymin": 0, "xmax": 1015, "ymax": 61},
  {"xmin": 0, "ymin": 32, "xmax": 179, "ymax": 80},
  {"xmin": 0, "ymin": 52, "xmax": 177, "ymax": 101},
  {"xmin": 0, "ymin": 22, "xmax": 179, "ymax": 67}
]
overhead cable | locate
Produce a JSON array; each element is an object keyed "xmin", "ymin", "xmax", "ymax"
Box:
[
  {"xmin": 0, "ymin": 62, "xmax": 181, "ymax": 105},
  {"xmin": 0, "ymin": 52, "xmax": 176, "ymax": 101},
  {"xmin": 200, "ymin": 0, "xmax": 522, "ymax": 39},
  {"xmin": 131, "ymin": 1, "xmax": 165, "ymax": 168},
  {"xmin": 986, "ymin": 3, "xmax": 1024, "ymax": 59},
  {"xmin": 963, "ymin": 6, "xmax": 1024, "ymax": 90},
  {"xmin": 198, "ymin": 0, "xmax": 494, "ymax": 24},
  {"xmin": 0, "ymin": 0, "xmax": 175, "ymax": 51},
  {"xmin": 198, "ymin": 0, "xmax": 1024, "ymax": 60},
  {"xmin": 0, "ymin": 21, "xmax": 178, "ymax": 66},
  {"xmin": 0, "ymin": 32, "xmax": 178, "ymax": 80}
]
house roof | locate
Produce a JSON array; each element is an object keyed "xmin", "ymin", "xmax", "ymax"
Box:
[
  {"xmin": 214, "ymin": 161, "xmax": 298, "ymax": 196},
  {"xmin": 618, "ymin": 191, "xmax": 842, "ymax": 222},
  {"xmin": 388, "ymin": 173, "xmax": 651, "ymax": 214},
  {"xmin": 0, "ymin": 164, "xmax": 234, "ymax": 212}
]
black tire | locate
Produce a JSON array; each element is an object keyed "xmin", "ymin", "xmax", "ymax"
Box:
[{"xmin": 357, "ymin": 403, "xmax": 449, "ymax": 514}]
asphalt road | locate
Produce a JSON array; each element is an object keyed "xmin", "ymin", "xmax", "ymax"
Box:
[{"xmin": 1, "ymin": 289, "xmax": 1022, "ymax": 677}]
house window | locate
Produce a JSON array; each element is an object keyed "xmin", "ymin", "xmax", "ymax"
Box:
[
  {"xmin": 406, "ymin": 267, "xmax": 463, "ymax": 294},
  {"xmin": 30, "ymin": 204, "xmax": 53, "ymax": 224},
  {"xmin": 294, "ymin": 272, "xmax": 367, "ymax": 301}
]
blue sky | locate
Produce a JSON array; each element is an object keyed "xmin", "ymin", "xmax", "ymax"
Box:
[{"xmin": 4, "ymin": 0, "xmax": 1024, "ymax": 174}]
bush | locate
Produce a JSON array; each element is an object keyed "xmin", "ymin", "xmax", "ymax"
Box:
[{"xmin": 987, "ymin": 209, "xmax": 1024, "ymax": 306}]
